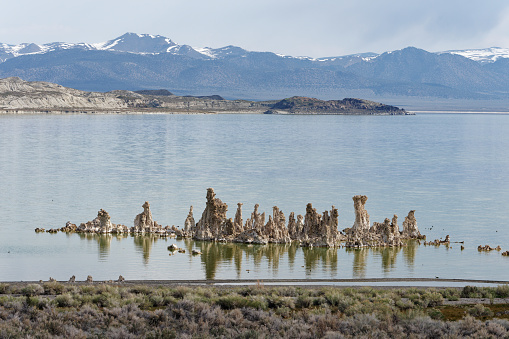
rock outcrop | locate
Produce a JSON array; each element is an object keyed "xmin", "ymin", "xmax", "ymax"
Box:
[
  {"xmin": 186, "ymin": 189, "xmax": 348, "ymax": 246},
  {"xmin": 77, "ymin": 209, "xmax": 127, "ymax": 233},
  {"xmin": 44, "ymin": 189, "xmax": 423, "ymax": 249},
  {"xmin": 401, "ymin": 210, "xmax": 424, "ymax": 239},
  {"xmin": 133, "ymin": 201, "xmax": 163, "ymax": 234},
  {"xmin": 298, "ymin": 204, "xmax": 345, "ymax": 247},
  {"xmin": 193, "ymin": 188, "xmax": 229, "ymax": 240},
  {"xmin": 181, "ymin": 206, "xmax": 195, "ymax": 237},
  {"xmin": 352, "ymin": 195, "xmax": 370, "ymax": 233},
  {"xmin": 345, "ymin": 196, "xmax": 423, "ymax": 247}
]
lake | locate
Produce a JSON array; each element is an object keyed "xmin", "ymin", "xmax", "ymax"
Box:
[{"xmin": 0, "ymin": 113, "xmax": 508, "ymax": 282}]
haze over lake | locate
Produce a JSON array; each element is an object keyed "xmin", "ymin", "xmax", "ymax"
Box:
[{"xmin": 0, "ymin": 113, "xmax": 508, "ymax": 282}]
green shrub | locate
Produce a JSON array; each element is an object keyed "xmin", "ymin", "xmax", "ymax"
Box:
[
  {"xmin": 172, "ymin": 286, "xmax": 191, "ymax": 299},
  {"xmin": 245, "ymin": 296, "xmax": 267, "ymax": 310},
  {"xmin": 428, "ymin": 308, "xmax": 444, "ymax": 320},
  {"xmin": 26, "ymin": 296, "xmax": 40, "ymax": 307},
  {"xmin": 295, "ymin": 295, "xmax": 312, "ymax": 308},
  {"xmin": 440, "ymin": 288, "xmax": 460, "ymax": 301},
  {"xmin": 21, "ymin": 284, "xmax": 44, "ymax": 297},
  {"xmin": 80, "ymin": 285, "xmax": 97, "ymax": 295},
  {"xmin": 468, "ymin": 304, "xmax": 494, "ymax": 318},
  {"xmin": 324, "ymin": 292, "xmax": 342, "ymax": 307},
  {"xmin": 43, "ymin": 281, "xmax": 65, "ymax": 295},
  {"xmin": 54, "ymin": 294, "xmax": 75, "ymax": 308},
  {"xmin": 92, "ymin": 293, "xmax": 119, "ymax": 308},
  {"xmin": 0, "ymin": 283, "xmax": 9, "ymax": 294},
  {"xmin": 148, "ymin": 295, "xmax": 165, "ymax": 307},
  {"xmin": 395, "ymin": 299, "xmax": 415, "ymax": 310},
  {"xmin": 216, "ymin": 295, "xmax": 247, "ymax": 310},
  {"xmin": 130, "ymin": 285, "xmax": 153, "ymax": 295},
  {"xmin": 495, "ymin": 285, "xmax": 509, "ymax": 298},
  {"xmin": 267, "ymin": 296, "xmax": 294, "ymax": 309},
  {"xmin": 312, "ymin": 296, "xmax": 326, "ymax": 307},
  {"xmin": 423, "ymin": 292, "xmax": 444, "ymax": 307}
]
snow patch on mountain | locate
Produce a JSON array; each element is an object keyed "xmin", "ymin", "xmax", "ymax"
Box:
[{"xmin": 440, "ymin": 47, "xmax": 509, "ymax": 63}]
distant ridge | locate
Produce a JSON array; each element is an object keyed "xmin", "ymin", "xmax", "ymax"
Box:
[{"xmin": 0, "ymin": 77, "xmax": 407, "ymax": 115}]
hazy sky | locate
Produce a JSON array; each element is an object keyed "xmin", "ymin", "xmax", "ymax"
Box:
[{"xmin": 2, "ymin": 0, "xmax": 509, "ymax": 57}]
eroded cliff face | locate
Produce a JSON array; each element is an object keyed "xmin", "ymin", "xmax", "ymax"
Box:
[{"xmin": 0, "ymin": 77, "xmax": 268, "ymax": 112}]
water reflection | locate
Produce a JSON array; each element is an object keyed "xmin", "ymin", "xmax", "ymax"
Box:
[
  {"xmin": 133, "ymin": 235, "xmax": 163, "ymax": 264},
  {"xmin": 77, "ymin": 233, "xmax": 128, "ymax": 259},
  {"xmin": 302, "ymin": 247, "xmax": 338, "ymax": 277},
  {"xmin": 75, "ymin": 234, "xmax": 420, "ymax": 279},
  {"xmin": 348, "ymin": 241, "xmax": 419, "ymax": 278},
  {"xmin": 77, "ymin": 233, "xmax": 164, "ymax": 264}
]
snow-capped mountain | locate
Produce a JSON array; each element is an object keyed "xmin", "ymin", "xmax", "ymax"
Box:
[
  {"xmin": 440, "ymin": 47, "xmax": 509, "ymax": 63},
  {"xmin": 2, "ymin": 32, "xmax": 509, "ymax": 65},
  {"xmin": 0, "ymin": 33, "xmax": 251, "ymax": 62}
]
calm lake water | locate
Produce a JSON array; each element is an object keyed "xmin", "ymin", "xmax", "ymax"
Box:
[{"xmin": 0, "ymin": 113, "xmax": 508, "ymax": 282}]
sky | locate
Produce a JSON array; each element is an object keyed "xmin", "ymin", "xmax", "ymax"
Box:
[{"xmin": 1, "ymin": 0, "xmax": 509, "ymax": 58}]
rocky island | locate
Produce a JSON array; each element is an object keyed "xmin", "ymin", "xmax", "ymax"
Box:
[
  {"xmin": 39, "ymin": 188, "xmax": 424, "ymax": 248},
  {"xmin": 0, "ymin": 77, "xmax": 409, "ymax": 115}
]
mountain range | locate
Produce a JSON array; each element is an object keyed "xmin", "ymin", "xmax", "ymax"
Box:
[{"xmin": 2, "ymin": 33, "xmax": 509, "ymax": 110}]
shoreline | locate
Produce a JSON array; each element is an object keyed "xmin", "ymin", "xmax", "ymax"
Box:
[
  {"xmin": 0, "ymin": 109, "xmax": 410, "ymax": 115},
  {"xmin": 3, "ymin": 278, "xmax": 509, "ymax": 287}
]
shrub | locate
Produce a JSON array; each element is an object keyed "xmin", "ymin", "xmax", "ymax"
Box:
[
  {"xmin": 468, "ymin": 304, "xmax": 494, "ymax": 318},
  {"xmin": 0, "ymin": 284, "xmax": 8, "ymax": 294},
  {"xmin": 324, "ymin": 292, "xmax": 342, "ymax": 307},
  {"xmin": 440, "ymin": 288, "xmax": 460, "ymax": 301},
  {"xmin": 428, "ymin": 308, "xmax": 444, "ymax": 320},
  {"xmin": 92, "ymin": 292, "xmax": 119, "ymax": 308},
  {"xmin": 395, "ymin": 298, "xmax": 415, "ymax": 310},
  {"xmin": 423, "ymin": 292, "xmax": 444, "ymax": 307},
  {"xmin": 21, "ymin": 284, "xmax": 44, "ymax": 297},
  {"xmin": 43, "ymin": 281, "xmax": 65, "ymax": 295},
  {"xmin": 495, "ymin": 285, "xmax": 509, "ymax": 298},
  {"xmin": 295, "ymin": 295, "xmax": 312, "ymax": 308},
  {"xmin": 171, "ymin": 286, "xmax": 191, "ymax": 299},
  {"xmin": 216, "ymin": 295, "xmax": 247, "ymax": 310},
  {"xmin": 267, "ymin": 295, "xmax": 294, "ymax": 309},
  {"xmin": 54, "ymin": 294, "xmax": 75, "ymax": 308}
]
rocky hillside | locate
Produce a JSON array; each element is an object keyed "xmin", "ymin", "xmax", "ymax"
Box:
[
  {"xmin": 0, "ymin": 77, "xmax": 407, "ymax": 115},
  {"xmin": 270, "ymin": 96, "xmax": 406, "ymax": 114}
]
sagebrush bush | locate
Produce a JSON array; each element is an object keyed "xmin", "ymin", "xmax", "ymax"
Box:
[
  {"xmin": 21, "ymin": 284, "xmax": 44, "ymax": 296},
  {"xmin": 468, "ymin": 304, "xmax": 494, "ymax": 318},
  {"xmin": 495, "ymin": 284, "xmax": 509, "ymax": 298},
  {"xmin": 54, "ymin": 293, "xmax": 75, "ymax": 308},
  {"xmin": 42, "ymin": 281, "xmax": 65, "ymax": 295}
]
